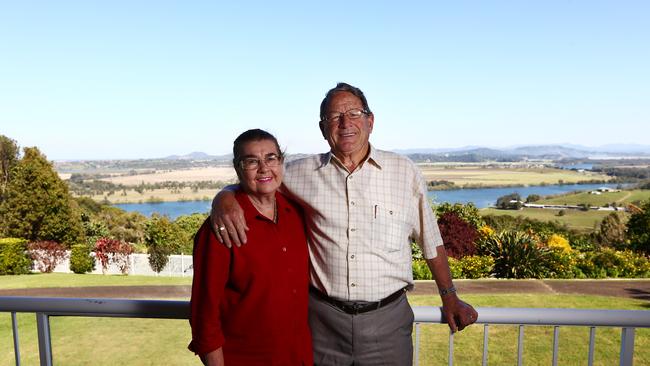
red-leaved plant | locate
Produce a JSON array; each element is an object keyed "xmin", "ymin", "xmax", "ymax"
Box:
[
  {"xmin": 438, "ymin": 212, "xmax": 479, "ymax": 259},
  {"xmin": 94, "ymin": 238, "xmax": 134, "ymax": 274},
  {"xmin": 28, "ymin": 241, "xmax": 68, "ymax": 273}
]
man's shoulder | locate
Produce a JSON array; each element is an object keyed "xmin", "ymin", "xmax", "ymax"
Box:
[
  {"xmin": 372, "ymin": 148, "xmax": 418, "ymax": 169},
  {"xmin": 286, "ymin": 153, "xmax": 328, "ymax": 171}
]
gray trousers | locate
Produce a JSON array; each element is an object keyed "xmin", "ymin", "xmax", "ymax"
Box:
[{"xmin": 308, "ymin": 291, "xmax": 414, "ymax": 366}]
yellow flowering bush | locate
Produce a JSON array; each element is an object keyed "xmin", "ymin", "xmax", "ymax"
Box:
[{"xmin": 547, "ymin": 234, "xmax": 572, "ymax": 253}]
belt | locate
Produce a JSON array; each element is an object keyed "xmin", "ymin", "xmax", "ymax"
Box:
[{"xmin": 309, "ymin": 286, "xmax": 406, "ymax": 315}]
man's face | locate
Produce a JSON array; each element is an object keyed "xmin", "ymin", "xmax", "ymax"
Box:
[{"xmin": 319, "ymin": 91, "xmax": 374, "ymax": 157}]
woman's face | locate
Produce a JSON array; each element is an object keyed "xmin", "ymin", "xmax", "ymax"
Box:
[{"xmin": 237, "ymin": 139, "xmax": 283, "ymax": 197}]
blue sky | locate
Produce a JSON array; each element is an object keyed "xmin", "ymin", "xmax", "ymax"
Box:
[{"xmin": 1, "ymin": 1, "xmax": 649, "ymax": 160}]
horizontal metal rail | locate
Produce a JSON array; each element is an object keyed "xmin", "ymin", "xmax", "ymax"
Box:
[{"xmin": 2, "ymin": 297, "xmax": 649, "ymax": 366}]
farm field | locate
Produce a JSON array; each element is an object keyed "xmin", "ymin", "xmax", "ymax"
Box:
[
  {"xmin": 98, "ymin": 167, "xmax": 236, "ymax": 185},
  {"xmin": 72, "ymin": 166, "xmax": 617, "ymax": 203},
  {"xmin": 538, "ymin": 189, "xmax": 650, "ymax": 207},
  {"xmin": 418, "ymin": 166, "xmax": 611, "ymax": 188},
  {"xmin": 84, "ymin": 186, "xmax": 218, "ymax": 204},
  {"xmin": 480, "ymin": 207, "xmax": 617, "ymax": 232},
  {"xmin": 2, "ymin": 293, "xmax": 646, "ymax": 366}
]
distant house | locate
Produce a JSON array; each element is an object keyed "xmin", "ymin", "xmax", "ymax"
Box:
[
  {"xmin": 589, "ymin": 191, "xmax": 602, "ymax": 195},
  {"xmin": 597, "ymin": 187, "xmax": 621, "ymax": 193}
]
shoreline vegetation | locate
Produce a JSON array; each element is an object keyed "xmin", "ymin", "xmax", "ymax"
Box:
[{"xmin": 67, "ymin": 166, "xmax": 616, "ymax": 204}]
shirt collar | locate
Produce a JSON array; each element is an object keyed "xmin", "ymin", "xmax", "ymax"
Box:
[
  {"xmin": 319, "ymin": 143, "xmax": 383, "ymax": 170},
  {"xmin": 235, "ymin": 188, "xmax": 293, "ymax": 223}
]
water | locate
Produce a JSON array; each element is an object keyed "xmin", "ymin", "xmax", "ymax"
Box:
[
  {"xmin": 556, "ymin": 163, "xmax": 594, "ymax": 170},
  {"xmin": 114, "ymin": 183, "xmax": 624, "ymax": 218},
  {"xmin": 428, "ymin": 183, "xmax": 623, "ymax": 208},
  {"xmin": 114, "ymin": 200, "xmax": 212, "ymax": 219}
]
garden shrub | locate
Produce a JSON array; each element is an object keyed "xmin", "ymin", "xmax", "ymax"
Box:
[
  {"xmin": 541, "ymin": 248, "xmax": 577, "ymax": 279},
  {"xmin": 477, "ymin": 231, "xmax": 549, "ymax": 278},
  {"xmin": 0, "ymin": 238, "xmax": 32, "ymax": 275},
  {"xmin": 459, "ymin": 255, "xmax": 494, "ymax": 279},
  {"xmin": 574, "ymin": 253, "xmax": 607, "ymax": 279},
  {"xmin": 447, "ymin": 257, "xmax": 463, "ymax": 279},
  {"xmin": 438, "ymin": 212, "xmax": 478, "ymax": 259},
  {"xmin": 412, "ymin": 259, "xmax": 432, "ymax": 280},
  {"xmin": 94, "ymin": 237, "xmax": 134, "ymax": 274},
  {"xmin": 546, "ymin": 234, "xmax": 572, "ymax": 254},
  {"xmin": 69, "ymin": 244, "xmax": 95, "ymax": 274},
  {"xmin": 28, "ymin": 241, "xmax": 67, "ymax": 273}
]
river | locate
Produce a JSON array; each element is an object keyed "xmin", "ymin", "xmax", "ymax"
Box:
[{"xmin": 114, "ymin": 183, "xmax": 623, "ymax": 219}]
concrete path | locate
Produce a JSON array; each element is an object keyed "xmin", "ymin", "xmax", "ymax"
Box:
[{"xmin": 1, "ymin": 280, "xmax": 649, "ymax": 301}]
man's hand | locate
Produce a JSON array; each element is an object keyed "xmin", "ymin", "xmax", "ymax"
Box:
[
  {"xmin": 426, "ymin": 246, "xmax": 478, "ymax": 332},
  {"xmin": 441, "ymin": 295, "xmax": 478, "ymax": 333},
  {"xmin": 210, "ymin": 187, "xmax": 248, "ymax": 247}
]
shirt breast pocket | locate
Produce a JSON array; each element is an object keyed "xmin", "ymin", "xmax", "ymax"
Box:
[{"xmin": 371, "ymin": 204, "xmax": 409, "ymax": 253}]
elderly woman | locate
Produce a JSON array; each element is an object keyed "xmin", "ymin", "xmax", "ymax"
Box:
[{"xmin": 189, "ymin": 129, "xmax": 312, "ymax": 366}]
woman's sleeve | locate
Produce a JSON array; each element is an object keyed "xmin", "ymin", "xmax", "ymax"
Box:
[{"xmin": 188, "ymin": 219, "xmax": 231, "ymax": 356}]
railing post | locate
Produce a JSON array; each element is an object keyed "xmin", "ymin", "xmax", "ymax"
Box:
[
  {"xmin": 12, "ymin": 312, "xmax": 21, "ymax": 366},
  {"xmin": 619, "ymin": 327, "xmax": 635, "ymax": 366},
  {"xmin": 413, "ymin": 322, "xmax": 420, "ymax": 366},
  {"xmin": 35, "ymin": 313, "xmax": 53, "ymax": 366}
]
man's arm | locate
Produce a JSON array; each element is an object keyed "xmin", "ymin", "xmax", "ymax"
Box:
[
  {"xmin": 210, "ymin": 185, "xmax": 248, "ymax": 247},
  {"xmin": 426, "ymin": 245, "xmax": 478, "ymax": 333}
]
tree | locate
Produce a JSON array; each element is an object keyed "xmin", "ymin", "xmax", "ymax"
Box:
[
  {"xmin": 596, "ymin": 212, "xmax": 627, "ymax": 249},
  {"xmin": 496, "ymin": 193, "xmax": 522, "ymax": 210},
  {"xmin": 0, "ymin": 147, "xmax": 84, "ymax": 245},
  {"xmin": 627, "ymin": 199, "xmax": 650, "ymax": 254},
  {"xmin": 526, "ymin": 194, "xmax": 541, "ymax": 203},
  {"xmin": 144, "ymin": 215, "xmax": 182, "ymax": 273},
  {"xmin": 174, "ymin": 213, "xmax": 208, "ymax": 254},
  {"xmin": 0, "ymin": 135, "xmax": 19, "ymax": 201}
]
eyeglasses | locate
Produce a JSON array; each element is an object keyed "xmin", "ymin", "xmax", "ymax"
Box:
[
  {"xmin": 238, "ymin": 153, "xmax": 282, "ymax": 170},
  {"xmin": 321, "ymin": 108, "xmax": 370, "ymax": 124}
]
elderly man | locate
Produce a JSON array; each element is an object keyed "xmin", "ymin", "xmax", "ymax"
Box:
[{"xmin": 212, "ymin": 82, "xmax": 477, "ymax": 365}]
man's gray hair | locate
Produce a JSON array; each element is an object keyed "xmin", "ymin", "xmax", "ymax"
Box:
[{"xmin": 319, "ymin": 82, "xmax": 372, "ymax": 121}]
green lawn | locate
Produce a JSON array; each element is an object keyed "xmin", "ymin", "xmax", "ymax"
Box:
[
  {"xmin": 481, "ymin": 207, "xmax": 614, "ymax": 232},
  {"xmin": 537, "ymin": 189, "xmax": 650, "ymax": 207},
  {"xmin": 0, "ymin": 273, "xmax": 192, "ymax": 290}
]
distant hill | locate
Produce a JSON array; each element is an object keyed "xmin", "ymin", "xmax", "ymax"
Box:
[
  {"xmin": 397, "ymin": 144, "xmax": 650, "ymax": 162},
  {"xmin": 55, "ymin": 144, "xmax": 650, "ymax": 173}
]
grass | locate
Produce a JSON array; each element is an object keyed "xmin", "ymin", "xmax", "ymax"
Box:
[
  {"xmin": 419, "ymin": 166, "xmax": 611, "ymax": 188},
  {"xmin": 538, "ymin": 189, "xmax": 650, "ymax": 207},
  {"xmin": 481, "ymin": 207, "xmax": 615, "ymax": 232},
  {"xmin": 2, "ymin": 292, "xmax": 647, "ymax": 366},
  {"xmin": 0, "ymin": 273, "xmax": 192, "ymax": 290}
]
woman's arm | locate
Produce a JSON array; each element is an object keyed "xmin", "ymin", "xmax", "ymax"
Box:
[{"xmin": 201, "ymin": 347, "xmax": 225, "ymax": 366}]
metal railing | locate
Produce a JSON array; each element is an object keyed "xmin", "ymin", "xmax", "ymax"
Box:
[{"xmin": 2, "ymin": 296, "xmax": 649, "ymax": 366}]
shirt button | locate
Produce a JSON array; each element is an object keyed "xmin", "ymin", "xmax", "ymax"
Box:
[
  {"xmin": 282, "ymin": 247, "xmax": 287, "ymax": 252},
  {"xmin": 350, "ymin": 283, "xmax": 356, "ymax": 287},
  {"xmin": 350, "ymin": 254, "xmax": 355, "ymax": 259},
  {"xmin": 292, "ymin": 289, "xmax": 297, "ymax": 294},
  {"xmin": 350, "ymin": 228, "xmax": 356, "ymax": 232},
  {"xmin": 350, "ymin": 200, "xmax": 355, "ymax": 206}
]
